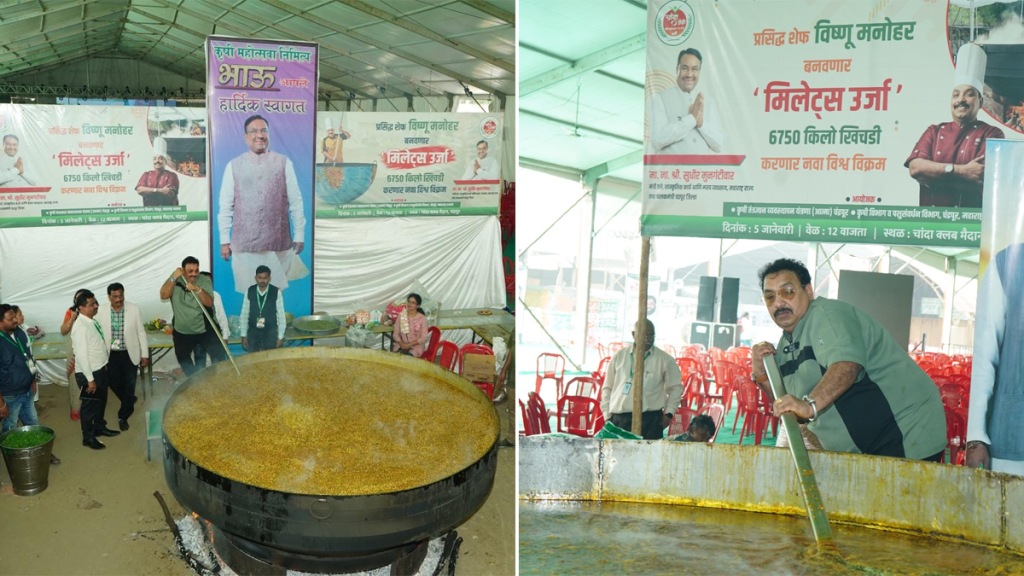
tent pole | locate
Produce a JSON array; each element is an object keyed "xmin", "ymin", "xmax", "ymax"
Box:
[
  {"xmin": 580, "ymin": 179, "xmax": 599, "ymax": 368},
  {"xmin": 631, "ymin": 236, "xmax": 652, "ymax": 436}
]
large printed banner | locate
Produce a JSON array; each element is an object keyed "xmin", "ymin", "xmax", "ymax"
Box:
[
  {"xmin": 642, "ymin": 0, "xmax": 1024, "ymax": 247},
  {"xmin": 314, "ymin": 111, "xmax": 502, "ymax": 218},
  {"xmin": 0, "ymin": 104, "xmax": 208, "ymax": 227},
  {"xmin": 968, "ymin": 139, "xmax": 1024, "ymax": 473},
  {"xmin": 207, "ymin": 35, "xmax": 317, "ymax": 320}
]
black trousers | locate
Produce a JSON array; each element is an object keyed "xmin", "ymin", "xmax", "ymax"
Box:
[
  {"xmin": 76, "ymin": 366, "xmax": 109, "ymax": 442},
  {"xmin": 610, "ymin": 410, "xmax": 666, "ymax": 440},
  {"xmin": 106, "ymin": 350, "xmax": 138, "ymax": 421},
  {"xmin": 173, "ymin": 329, "xmax": 225, "ymax": 376},
  {"xmin": 246, "ymin": 327, "xmax": 277, "ymax": 352}
]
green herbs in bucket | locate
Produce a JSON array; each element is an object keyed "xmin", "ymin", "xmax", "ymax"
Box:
[{"xmin": 1, "ymin": 429, "xmax": 54, "ymax": 449}]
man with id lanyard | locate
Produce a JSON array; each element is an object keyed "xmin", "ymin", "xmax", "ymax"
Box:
[
  {"xmin": 600, "ymin": 319, "xmax": 682, "ymax": 439},
  {"xmin": 0, "ymin": 305, "xmax": 37, "ymax": 427},
  {"xmin": 71, "ymin": 290, "xmax": 122, "ymax": 450},
  {"xmin": 98, "ymin": 282, "xmax": 149, "ymax": 431},
  {"xmin": 240, "ymin": 265, "xmax": 285, "ymax": 352},
  {"xmin": 0, "ymin": 303, "xmax": 61, "ymax": 464}
]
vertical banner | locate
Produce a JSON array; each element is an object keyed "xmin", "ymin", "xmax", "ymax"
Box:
[
  {"xmin": 207, "ymin": 36, "xmax": 317, "ymax": 330},
  {"xmin": 968, "ymin": 138, "xmax": 1024, "ymax": 475}
]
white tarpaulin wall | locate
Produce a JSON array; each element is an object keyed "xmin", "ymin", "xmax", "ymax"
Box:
[
  {"xmin": 2, "ymin": 214, "xmax": 504, "ymax": 377},
  {"xmin": 314, "ymin": 215, "xmax": 506, "ymax": 342}
]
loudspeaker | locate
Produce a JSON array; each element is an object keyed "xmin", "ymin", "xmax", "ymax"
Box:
[
  {"xmin": 696, "ymin": 276, "xmax": 717, "ymax": 322},
  {"xmin": 690, "ymin": 321, "xmax": 712, "ymax": 348},
  {"xmin": 719, "ymin": 277, "xmax": 740, "ymax": 324},
  {"xmin": 712, "ymin": 324, "xmax": 735, "ymax": 350}
]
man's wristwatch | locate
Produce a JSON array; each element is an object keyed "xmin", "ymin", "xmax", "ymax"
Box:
[
  {"xmin": 944, "ymin": 164, "xmax": 954, "ymax": 175},
  {"xmin": 966, "ymin": 441, "xmax": 987, "ymax": 450}
]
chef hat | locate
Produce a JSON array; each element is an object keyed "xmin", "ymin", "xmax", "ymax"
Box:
[
  {"xmin": 323, "ymin": 117, "xmax": 335, "ymax": 130},
  {"xmin": 953, "ymin": 42, "xmax": 986, "ymax": 94},
  {"xmin": 153, "ymin": 136, "xmax": 168, "ymax": 159}
]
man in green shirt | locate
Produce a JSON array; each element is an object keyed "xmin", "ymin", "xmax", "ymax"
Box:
[
  {"xmin": 750, "ymin": 258, "xmax": 946, "ymax": 461},
  {"xmin": 159, "ymin": 256, "xmax": 225, "ymax": 376}
]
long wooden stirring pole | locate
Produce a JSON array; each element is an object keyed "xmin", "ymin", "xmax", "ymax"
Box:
[
  {"xmin": 762, "ymin": 355, "xmax": 833, "ymax": 544},
  {"xmin": 187, "ymin": 286, "xmax": 241, "ymax": 376}
]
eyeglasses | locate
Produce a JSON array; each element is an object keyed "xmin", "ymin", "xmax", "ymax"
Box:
[
  {"xmin": 245, "ymin": 128, "xmax": 269, "ymax": 135},
  {"xmin": 762, "ymin": 285, "xmax": 802, "ymax": 304}
]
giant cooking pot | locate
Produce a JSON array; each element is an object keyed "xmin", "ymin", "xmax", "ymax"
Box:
[{"xmin": 162, "ymin": 347, "xmax": 499, "ymax": 573}]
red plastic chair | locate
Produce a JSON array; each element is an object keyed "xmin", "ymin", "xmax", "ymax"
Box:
[
  {"xmin": 711, "ymin": 360, "xmax": 742, "ymax": 411},
  {"xmin": 734, "ymin": 377, "xmax": 770, "ymax": 445},
  {"xmin": 944, "ymin": 410, "xmax": 966, "ymax": 465},
  {"xmin": 535, "ymin": 352, "xmax": 566, "ymax": 398},
  {"xmin": 519, "ymin": 399, "xmax": 536, "ymax": 436},
  {"xmin": 682, "ymin": 371, "xmax": 706, "ymax": 410},
  {"xmin": 503, "ymin": 256, "xmax": 515, "ymax": 302},
  {"xmin": 592, "ymin": 356, "xmax": 611, "ymax": 385},
  {"xmin": 431, "ymin": 340, "xmax": 460, "ymax": 372},
  {"xmin": 681, "ymin": 344, "xmax": 705, "ymax": 358},
  {"xmin": 708, "ymin": 347, "xmax": 726, "ymax": 363},
  {"xmin": 938, "ymin": 382, "xmax": 967, "ymax": 416},
  {"xmin": 667, "ymin": 405, "xmax": 699, "ymax": 436},
  {"xmin": 726, "ymin": 347, "xmax": 752, "ymax": 372},
  {"xmin": 563, "ymin": 376, "xmax": 602, "ymax": 402},
  {"xmin": 527, "ymin": 392, "xmax": 551, "ymax": 434},
  {"xmin": 698, "ymin": 403, "xmax": 726, "ymax": 442},
  {"xmin": 606, "ymin": 342, "xmax": 626, "ymax": 357},
  {"xmin": 675, "ymin": 357, "xmax": 701, "ymax": 377},
  {"xmin": 460, "ymin": 343, "xmax": 495, "ymax": 398},
  {"xmin": 556, "ymin": 395, "xmax": 603, "ymax": 437},
  {"xmin": 420, "ymin": 326, "xmax": 441, "ymax": 361}
]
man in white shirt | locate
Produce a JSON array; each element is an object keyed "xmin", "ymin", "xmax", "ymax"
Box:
[
  {"xmin": 600, "ymin": 319, "xmax": 683, "ymax": 439},
  {"xmin": 71, "ymin": 290, "xmax": 120, "ymax": 450},
  {"xmin": 0, "ymin": 134, "xmax": 36, "ymax": 187},
  {"xmin": 97, "ymin": 282, "xmax": 149, "ymax": 432},
  {"xmin": 240, "ymin": 265, "xmax": 286, "ymax": 352},
  {"xmin": 461, "ymin": 140, "xmax": 500, "ymax": 180},
  {"xmin": 648, "ymin": 48, "xmax": 726, "ymax": 155}
]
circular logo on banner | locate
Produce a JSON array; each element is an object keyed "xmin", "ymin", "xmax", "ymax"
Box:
[
  {"xmin": 480, "ymin": 116, "xmax": 499, "ymax": 138},
  {"xmin": 655, "ymin": 1, "xmax": 695, "ymax": 46}
]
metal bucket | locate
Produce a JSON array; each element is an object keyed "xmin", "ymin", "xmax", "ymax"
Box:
[{"xmin": 0, "ymin": 425, "xmax": 55, "ymax": 496}]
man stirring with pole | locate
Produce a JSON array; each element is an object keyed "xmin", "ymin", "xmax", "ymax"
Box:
[{"xmin": 750, "ymin": 258, "xmax": 945, "ymax": 460}]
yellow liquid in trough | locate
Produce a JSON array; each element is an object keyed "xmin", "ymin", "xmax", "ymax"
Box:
[{"xmin": 519, "ymin": 500, "xmax": 1024, "ymax": 575}]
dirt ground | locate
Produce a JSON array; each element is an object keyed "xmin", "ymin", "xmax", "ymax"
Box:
[{"xmin": 0, "ymin": 376, "xmax": 516, "ymax": 576}]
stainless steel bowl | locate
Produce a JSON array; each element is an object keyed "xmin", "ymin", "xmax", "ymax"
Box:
[{"xmin": 291, "ymin": 314, "xmax": 342, "ymax": 335}]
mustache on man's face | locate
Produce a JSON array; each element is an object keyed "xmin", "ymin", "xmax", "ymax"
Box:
[{"xmin": 774, "ymin": 307, "xmax": 792, "ymax": 318}]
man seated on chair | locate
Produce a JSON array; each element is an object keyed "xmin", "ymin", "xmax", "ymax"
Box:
[
  {"xmin": 668, "ymin": 414, "xmax": 716, "ymax": 443},
  {"xmin": 600, "ymin": 318, "xmax": 682, "ymax": 440}
]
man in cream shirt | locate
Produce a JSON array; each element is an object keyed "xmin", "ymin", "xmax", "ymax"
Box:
[
  {"xmin": 600, "ymin": 319, "xmax": 683, "ymax": 439},
  {"xmin": 98, "ymin": 282, "xmax": 149, "ymax": 431}
]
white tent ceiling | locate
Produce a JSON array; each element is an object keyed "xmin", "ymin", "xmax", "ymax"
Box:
[{"xmin": 0, "ymin": 0, "xmax": 514, "ymax": 105}]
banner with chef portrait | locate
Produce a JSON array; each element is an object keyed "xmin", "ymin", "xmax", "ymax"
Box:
[
  {"xmin": 0, "ymin": 103, "xmax": 208, "ymax": 227},
  {"xmin": 313, "ymin": 111, "xmax": 503, "ymax": 218},
  {"xmin": 642, "ymin": 0, "xmax": 1024, "ymax": 247}
]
